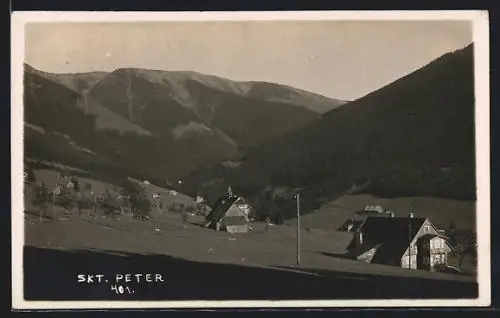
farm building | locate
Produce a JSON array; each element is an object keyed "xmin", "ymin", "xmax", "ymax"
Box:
[
  {"xmin": 355, "ymin": 205, "xmax": 395, "ymax": 218},
  {"xmin": 346, "ymin": 215, "xmax": 453, "ymax": 271},
  {"xmin": 204, "ymin": 194, "xmax": 254, "ymax": 234}
]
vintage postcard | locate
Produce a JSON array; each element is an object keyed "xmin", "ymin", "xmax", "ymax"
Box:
[{"xmin": 11, "ymin": 11, "xmax": 490, "ymax": 309}]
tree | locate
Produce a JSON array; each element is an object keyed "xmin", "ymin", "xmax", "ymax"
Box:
[
  {"xmin": 31, "ymin": 183, "xmax": 50, "ymax": 223},
  {"xmin": 25, "ymin": 166, "xmax": 36, "ymax": 184},
  {"xmin": 70, "ymin": 177, "xmax": 80, "ymax": 192},
  {"xmin": 74, "ymin": 191, "xmax": 93, "ymax": 218},
  {"xmin": 55, "ymin": 186, "xmax": 75, "ymax": 217},
  {"xmin": 120, "ymin": 180, "xmax": 151, "ymax": 220},
  {"xmin": 449, "ymin": 229, "xmax": 476, "ymax": 269},
  {"xmin": 100, "ymin": 190, "xmax": 120, "ymax": 219},
  {"xmin": 89, "ymin": 191, "xmax": 99, "ymax": 218}
]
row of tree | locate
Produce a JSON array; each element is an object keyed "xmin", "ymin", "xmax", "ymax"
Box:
[
  {"xmin": 446, "ymin": 220, "xmax": 477, "ymax": 270},
  {"xmin": 30, "ymin": 176, "xmax": 153, "ymax": 223}
]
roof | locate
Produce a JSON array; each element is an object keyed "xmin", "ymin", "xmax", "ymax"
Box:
[
  {"xmin": 348, "ymin": 216, "xmax": 428, "ymax": 262},
  {"xmin": 419, "ymin": 233, "xmax": 448, "ymax": 240},
  {"xmin": 419, "ymin": 233, "xmax": 455, "ymax": 251},
  {"xmin": 338, "ymin": 219, "xmax": 365, "ymax": 232},
  {"xmin": 205, "ymin": 194, "xmax": 239, "ymax": 222},
  {"xmin": 348, "ymin": 242, "xmax": 382, "ymax": 258}
]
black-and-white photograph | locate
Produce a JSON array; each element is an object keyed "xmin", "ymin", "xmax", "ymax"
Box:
[{"xmin": 11, "ymin": 11, "xmax": 490, "ymax": 309}]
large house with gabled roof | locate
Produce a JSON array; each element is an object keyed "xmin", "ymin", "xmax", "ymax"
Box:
[
  {"xmin": 204, "ymin": 192, "xmax": 254, "ymax": 234},
  {"xmin": 346, "ymin": 214, "xmax": 454, "ymax": 271}
]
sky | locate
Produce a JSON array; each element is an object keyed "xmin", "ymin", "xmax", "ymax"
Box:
[{"xmin": 24, "ymin": 20, "xmax": 472, "ymax": 101}]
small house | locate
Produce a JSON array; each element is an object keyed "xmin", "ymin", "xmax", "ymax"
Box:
[
  {"xmin": 356, "ymin": 205, "xmax": 391, "ymax": 218},
  {"xmin": 364, "ymin": 205, "xmax": 384, "ymax": 213},
  {"xmin": 346, "ymin": 215, "xmax": 454, "ymax": 271},
  {"xmin": 205, "ymin": 194, "xmax": 253, "ymax": 233}
]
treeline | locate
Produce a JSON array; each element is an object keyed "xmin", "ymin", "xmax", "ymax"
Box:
[
  {"xmin": 28, "ymin": 175, "xmax": 153, "ymax": 222},
  {"xmin": 359, "ymin": 166, "xmax": 476, "ymax": 201}
]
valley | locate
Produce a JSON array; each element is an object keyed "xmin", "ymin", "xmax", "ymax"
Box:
[{"xmin": 21, "ymin": 43, "xmax": 479, "ymax": 301}]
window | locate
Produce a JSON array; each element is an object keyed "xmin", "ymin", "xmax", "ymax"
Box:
[
  {"xmin": 432, "ymin": 255, "xmax": 441, "ymax": 263},
  {"xmin": 431, "ymin": 239, "xmax": 443, "ymax": 250},
  {"xmin": 423, "ymin": 225, "xmax": 430, "ymax": 233}
]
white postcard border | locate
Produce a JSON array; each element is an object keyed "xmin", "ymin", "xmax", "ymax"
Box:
[{"xmin": 11, "ymin": 10, "xmax": 491, "ymax": 310}]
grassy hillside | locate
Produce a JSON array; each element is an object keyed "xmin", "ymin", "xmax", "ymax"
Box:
[
  {"xmin": 184, "ymin": 79, "xmax": 320, "ymax": 145},
  {"xmin": 181, "ymin": 44, "xmax": 476, "ymax": 221},
  {"xmin": 23, "ymin": 210, "xmax": 477, "ymax": 300},
  {"xmin": 284, "ymin": 194, "xmax": 476, "ymax": 231}
]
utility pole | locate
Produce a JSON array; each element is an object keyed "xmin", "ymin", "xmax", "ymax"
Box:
[
  {"xmin": 408, "ymin": 213, "xmax": 412, "ymax": 270},
  {"xmin": 296, "ymin": 192, "xmax": 301, "ymax": 265}
]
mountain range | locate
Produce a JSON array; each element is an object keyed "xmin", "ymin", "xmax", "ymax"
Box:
[
  {"xmin": 23, "ymin": 43, "xmax": 475, "ymax": 221},
  {"xmin": 23, "ymin": 63, "xmax": 347, "ymax": 185}
]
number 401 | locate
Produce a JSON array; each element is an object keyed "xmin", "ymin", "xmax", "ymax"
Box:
[{"xmin": 110, "ymin": 285, "xmax": 133, "ymax": 294}]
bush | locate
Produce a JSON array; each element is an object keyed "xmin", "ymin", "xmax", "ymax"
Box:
[
  {"xmin": 96, "ymin": 190, "xmax": 121, "ymax": 218},
  {"xmin": 31, "ymin": 182, "xmax": 50, "ymax": 222},
  {"xmin": 447, "ymin": 229, "xmax": 477, "ymax": 268},
  {"xmin": 120, "ymin": 180, "xmax": 151, "ymax": 220},
  {"xmin": 55, "ymin": 186, "xmax": 75, "ymax": 211}
]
